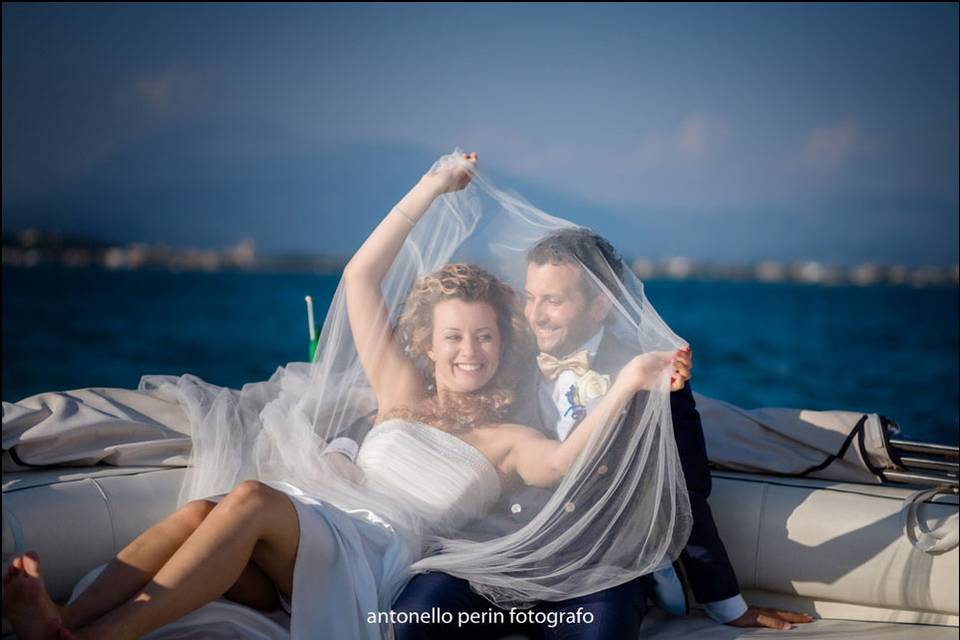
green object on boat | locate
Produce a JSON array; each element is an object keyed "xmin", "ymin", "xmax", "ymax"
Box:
[{"xmin": 305, "ymin": 295, "xmax": 319, "ymax": 362}]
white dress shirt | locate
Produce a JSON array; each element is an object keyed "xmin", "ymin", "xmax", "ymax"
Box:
[{"xmin": 537, "ymin": 329, "xmax": 606, "ymax": 441}]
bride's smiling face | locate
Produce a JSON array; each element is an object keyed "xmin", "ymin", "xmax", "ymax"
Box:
[{"xmin": 426, "ymin": 299, "xmax": 501, "ymax": 394}]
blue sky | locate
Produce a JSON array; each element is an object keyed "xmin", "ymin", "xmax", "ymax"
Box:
[{"xmin": 3, "ymin": 3, "xmax": 958, "ymax": 265}]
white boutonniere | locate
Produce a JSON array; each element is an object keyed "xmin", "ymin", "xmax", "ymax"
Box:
[{"xmin": 573, "ymin": 369, "xmax": 612, "ymax": 404}]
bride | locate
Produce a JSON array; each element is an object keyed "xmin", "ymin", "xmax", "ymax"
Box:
[{"xmin": 3, "ymin": 151, "xmax": 691, "ymax": 640}]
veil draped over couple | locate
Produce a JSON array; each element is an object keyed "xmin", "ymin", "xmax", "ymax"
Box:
[{"xmin": 5, "ymin": 149, "xmax": 700, "ymax": 640}]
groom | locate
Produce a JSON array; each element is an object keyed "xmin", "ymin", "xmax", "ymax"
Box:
[{"xmin": 390, "ymin": 228, "xmax": 812, "ymax": 639}]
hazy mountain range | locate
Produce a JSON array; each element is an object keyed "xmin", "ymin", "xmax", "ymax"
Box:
[{"xmin": 3, "ymin": 118, "xmax": 956, "ymax": 268}]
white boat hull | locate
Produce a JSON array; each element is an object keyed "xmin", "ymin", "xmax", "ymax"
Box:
[{"xmin": 3, "ymin": 465, "xmax": 956, "ymax": 638}]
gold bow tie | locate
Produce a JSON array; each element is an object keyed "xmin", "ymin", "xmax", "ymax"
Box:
[{"xmin": 537, "ymin": 350, "xmax": 591, "ymax": 380}]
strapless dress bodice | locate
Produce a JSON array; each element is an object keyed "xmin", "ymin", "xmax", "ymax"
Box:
[{"xmin": 356, "ymin": 419, "xmax": 501, "ymax": 534}]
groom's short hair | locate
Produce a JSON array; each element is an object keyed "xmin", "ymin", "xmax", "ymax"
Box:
[{"xmin": 526, "ymin": 228, "xmax": 625, "ymax": 300}]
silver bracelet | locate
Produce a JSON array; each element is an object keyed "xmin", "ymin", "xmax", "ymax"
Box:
[{"xmin": 393, "ymin": 205, "xmax": 416, "ymax": 227}]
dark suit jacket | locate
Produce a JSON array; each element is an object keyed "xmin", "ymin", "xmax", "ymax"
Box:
[{"xmin": 499, "ymin": 330, "xmax": 741, "ymax": 605}]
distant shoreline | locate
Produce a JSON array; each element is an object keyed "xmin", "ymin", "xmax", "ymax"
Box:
[
  {"xmin": 3, "ymin": 229, "xmax": 958, "ymax": 288},
  {"xmin": 4, "ymin": 260, "xmax": 959, "ymax": 290}
]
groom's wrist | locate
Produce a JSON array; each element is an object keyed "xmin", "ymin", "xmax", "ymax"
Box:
[{"xmin": 704, "ymin": 594, "xmax": 748, "ymax": 624}]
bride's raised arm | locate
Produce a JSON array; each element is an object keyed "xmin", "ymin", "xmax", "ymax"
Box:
[
  {"xmin": 341, "ymin": 152, "xmax": 478, "ymax": 415},
  {"xmin": 500, "ymin": 350, "xmax": 680, "ymax": 487}
]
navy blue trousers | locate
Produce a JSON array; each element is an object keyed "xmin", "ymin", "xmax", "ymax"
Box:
[{"xmin": 393, "ymin": 572, "xmax": 651, "ymax": 640}]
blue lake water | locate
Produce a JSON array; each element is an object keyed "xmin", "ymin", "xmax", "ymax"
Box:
[{"xmin": 3, "ymin": 265, "xmax": 958, "ymax": 445}]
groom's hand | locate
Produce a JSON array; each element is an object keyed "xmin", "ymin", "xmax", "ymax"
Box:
[
  {"xmin": 669, "ymin": 346, "xmax": 692, "ymax": 391},
  {"xmin": 728, "ymin": 606, "xmax": 814, "ymax": 630}
]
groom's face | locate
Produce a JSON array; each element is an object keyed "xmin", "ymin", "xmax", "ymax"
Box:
[{"xmin": 524, "ymin": 261, "xmax": 608, "ymax": 356}]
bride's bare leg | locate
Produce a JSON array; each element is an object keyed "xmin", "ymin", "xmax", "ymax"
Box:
[
  {"xmin": 3, "ymin": 498, "xmax": 282, "ymax": 640},
  {"xmin": 72, "ymin": 481, "xmax": 301, "ymax": 640},
  {"xmin": 3, "ymin": 513, "xmax": 218, "ymax": 640},
  {"xmin": 58, "ymin": 500, "xmax": 217, "ymax": 628},
  {"xmin": 60, "ymin": 499, "xmax": 278, "ymax": 629}
]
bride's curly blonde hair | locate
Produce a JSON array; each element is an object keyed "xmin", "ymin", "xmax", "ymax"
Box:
[{"xmin": 390, "ymin": 263, "xmax": 532, "ymax": 432}]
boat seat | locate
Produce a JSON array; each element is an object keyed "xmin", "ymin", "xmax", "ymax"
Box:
[
  {"xmin": 708, "ymin": 471, "xmax": 957, "ymax": 626},
  {"xmin": 638, "ymin": 608, "xmax": 958, "ymax": 638},
  {"xmin": 3, "ymin": 466, "xmax": 957, "ymax": 638},
  {"xmin": 2, "ymin": 466, "xmax": 188, "ymax": 604}
]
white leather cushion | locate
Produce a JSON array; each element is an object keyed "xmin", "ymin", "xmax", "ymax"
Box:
[
  {"xmin": 2, "ymin": 467, "xmax": 185, "ymax": 602},
  {"xmin": 710, "ymin": 474, "xmax": 958, "ymax": 615}
]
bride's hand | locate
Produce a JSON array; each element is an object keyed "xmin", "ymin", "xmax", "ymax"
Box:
[
  {"xmin": 420, "ymin": 152, "xmax": 478, "ymax": 195},
  {"xmin": 615, "ymin": 350, "xmax": 681, "ymax": 393}
]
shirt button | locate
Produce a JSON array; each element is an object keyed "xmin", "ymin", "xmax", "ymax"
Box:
[
  {"xmin": 564, "ymin": 501, "xmax": 576, "ymax": 513},
  {"xmin": 598, "ymin": 464, "xmax": 609, "ymax": 475},
  {"xmin": 510, "ymin": 503, "xmax": 522, "ymax": 515}
]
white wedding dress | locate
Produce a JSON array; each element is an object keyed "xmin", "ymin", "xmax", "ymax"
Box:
[
  {"xmin": 69, "ymin": 419, "xmax": 502, "ymax": 640},
  {"xmin": 276, "ymin": 419, "xmax": 502, "ymax": 639}
]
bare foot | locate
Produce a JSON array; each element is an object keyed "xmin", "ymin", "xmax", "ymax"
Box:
[
  {"xmin": 54, "ymin": 620, "xmax": 82, "ymax": 640},
  {"xmin": 2, "ymin": 552, "xmax": 63, "ymax": 640}
]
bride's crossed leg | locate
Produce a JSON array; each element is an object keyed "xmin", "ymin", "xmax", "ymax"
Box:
[
  {"xmin": 62, "ymin": 486, "xmax": 290, "ymax": 627},
  {"xmin": 2, "ymin": 480, "xmax": 333, "ymax": 640}
]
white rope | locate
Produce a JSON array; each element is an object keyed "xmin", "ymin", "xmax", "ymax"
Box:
[{"xmin": 901, "ymin": 486, "xmax": 959, "ymax": 553}]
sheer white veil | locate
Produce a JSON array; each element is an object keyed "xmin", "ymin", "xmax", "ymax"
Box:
[{"xmin": 140, "ymin": 148, "xmax": 692, "ymax": 608}]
